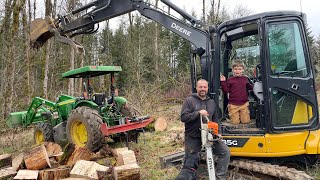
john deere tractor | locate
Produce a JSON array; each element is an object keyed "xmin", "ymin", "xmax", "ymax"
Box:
[{"xmin": 6, "ymin": 66, "xmax": 153, "ymax": 151}]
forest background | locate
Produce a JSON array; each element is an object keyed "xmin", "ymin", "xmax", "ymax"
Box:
[{"xmin": 0, "ymin": 0, "xmax": 320, "ymax": 127}]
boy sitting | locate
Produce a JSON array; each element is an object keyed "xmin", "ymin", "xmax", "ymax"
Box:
[{"xmin": 220, "ymin": 60, "xmax": 253, "ymax": 125}]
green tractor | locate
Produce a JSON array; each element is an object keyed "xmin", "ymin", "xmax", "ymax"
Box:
[{"xmin": 6, "ymin": 66, "xmax": 153, "ymax": 151}]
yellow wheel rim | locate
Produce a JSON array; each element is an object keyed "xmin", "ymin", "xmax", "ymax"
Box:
[
  {"xmin": 70, "ymin": 120, "xmax": 88, "ymax": 147},
  {"xmin": 35, "ymin": 130, "xmax": 44, "ymax": 144}
]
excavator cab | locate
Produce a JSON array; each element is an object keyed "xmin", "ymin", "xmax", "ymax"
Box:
[{"xmin": 215, "ymin": 12, "xmax": 319, "ymax": 160}]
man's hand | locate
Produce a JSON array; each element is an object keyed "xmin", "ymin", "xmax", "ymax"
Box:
[{"xmin": 199, "ymin": 109, "xmax": 209, "ymax": 116}]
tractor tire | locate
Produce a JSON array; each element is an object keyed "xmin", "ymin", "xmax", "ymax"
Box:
[
  {"xmin": 34, "ymin": 122, "xmax": 54, "ymax": 145},
  {"xmin": 66, "ymin": 106, "xmax": 104, "ymax": 152}
]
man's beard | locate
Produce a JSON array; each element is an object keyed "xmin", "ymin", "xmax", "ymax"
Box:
[{"xmin": 198, "ymin": 91, "xmax": 207, "ymax": 98}]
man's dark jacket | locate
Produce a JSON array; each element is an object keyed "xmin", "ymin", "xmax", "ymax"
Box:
[{"xmin": 181, "ymin": 93, "xmax": 219, "ymax": 137}]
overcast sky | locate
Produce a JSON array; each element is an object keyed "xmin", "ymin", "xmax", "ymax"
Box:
[{"xmin": 166, "ymin": 0, "xmax": 320, "ymax": 37}]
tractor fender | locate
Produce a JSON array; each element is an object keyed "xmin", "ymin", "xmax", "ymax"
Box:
[{"xmin": 75, "ymin": 100, "xmax": 99, "ymax": 110}]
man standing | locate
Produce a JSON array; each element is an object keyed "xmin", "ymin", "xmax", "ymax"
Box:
[{"xmin": 175, "ymin": 79, "xmax": 230, "ymax": 180}]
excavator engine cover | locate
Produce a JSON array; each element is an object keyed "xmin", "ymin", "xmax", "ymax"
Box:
[{"xmin": 30, "ymin": 17, "xmax": 55, "ymax": 48}]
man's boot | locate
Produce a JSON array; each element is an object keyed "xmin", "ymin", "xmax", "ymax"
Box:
[{"xmin": 175, "ymin": 168, "xmax": 197, "ymax": 180}]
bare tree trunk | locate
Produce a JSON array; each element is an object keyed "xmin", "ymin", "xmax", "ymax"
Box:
[
  {"xmin": 202, "ymin": 0, "xmax": 206, "ymax": 25},
  {"xmin": 4, "ymin": 0, "xmax": 25, "ymax": 117},
  {"xmin": 0, "ymin": 0, "xmax": 14, "ymax": 119},
  {"xmin": 68, "ymin": 44, "xmax": 75, "ymax": 96},
  {"xmin": 211, "ymin": 0, "xmax": 215, "ymax": 24},
  {"xmin": 78, "ymin": 35, "xmax": 85, "ymax": 95},
  {"xmin": 215, "ymin": 0, "xmax": 221, "ymax": 24},
  {"xmin": 43, "ymin": 0, "xmax": 52, "ymax": 99},
  {"xmin": 33, "ymin": 0, "xmax": 36, "ymax": 19},
  {"xmin": 154, "ymin": 0, "xmax": 160, "ymax": 82},
  {"xmin": 43, "ymin": 40, "xmax": 51, "ymax": 99},
  {"xmin": 22, "ymin": 0, "xmax": 31, "ymax": 103},
  {"xmin": 68, "ymin": 0, "xmax": 76, "ymax": 96}
]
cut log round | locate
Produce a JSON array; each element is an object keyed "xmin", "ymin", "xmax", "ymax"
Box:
[
  {"xmin": 116, "ymin": 150, "xmax": 137, "ymax": 166},
  {"xmin": 42, "ymin": 142, "xmax": 62, "ymax": 157},
  {"xmin": 154, "ymin": 117, "xmax": 167, "ymax": 132},
  {"xmin": 113, "ymin": 163, "xmax": 140, "ymax": 180},
  {"xmin": 66, "ymin": 146, "xmax": 95, "ymax": 166},
  {"xmin": 111, "ymin": 147, "xmax": 128, "ymax": 158},
  {"xmin": 24, "ymin": 145, "xmax": 51, "ymax": 170},
  {"xmin": 14, "ymin": 170, "xmax": 38, "ymax": 180},
  {"xmin": 70, "ymin": 160, "xmax": 109, "ymax": 179},
  {"xmin": 38, "ymin": 166, "xmax": 71, "ymax": 180}
]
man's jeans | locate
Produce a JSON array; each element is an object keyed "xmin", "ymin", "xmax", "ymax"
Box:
[{"xmin": 180, "ymin": 135, "xmax": 230, "ymax": 180}]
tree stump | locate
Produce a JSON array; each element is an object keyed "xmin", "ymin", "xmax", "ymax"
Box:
[
  {"xmin": 38, "ymin": 166, "xmax": 71, "ymax": 180},
  {"xmin": 154, "ymin": 117, "xmax": 167, "ymax": 132},
  {"xmin": 24, "ymin": 145, "xmax": 51, "ymax": 170},
  {"xmin": 113, "ymin": 163, "xmax": 140, "ymax": 180},
  {"xmin": 14, "ymin": 170, "xmax": 38, "ymax": 180},
  {"xmin": 43, "ymin": 142, "xmax": 62, "ymax": 157},
  {"xmin": 116, "ymin": 150, "xmax": 137, "ymax": 166},
  {"xmin": 70, "ymin": 160, "xmax": 109, "ymax": 179},
  {"xmin": 0, "ymin": 154, "xmax": 12, "ymax": 168},
  {"xmin": 66, "ymin": 146, "xmax": 95, "ymax": 166}
]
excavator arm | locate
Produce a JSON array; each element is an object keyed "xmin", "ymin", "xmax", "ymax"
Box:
[{"xmin": 30, "ymin": 0, "xmax": 214, "ymax": 91}]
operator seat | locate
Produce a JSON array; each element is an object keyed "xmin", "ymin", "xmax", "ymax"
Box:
[{"xmin": 92, "ymin": 93, "xmax": 106, "ymax": 106}]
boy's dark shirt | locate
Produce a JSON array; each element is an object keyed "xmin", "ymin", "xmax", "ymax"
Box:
[
  {"xmin": 180, "ymin": 93, "xmax": 219, "ymax": 138},
  {"xmin": 221, "ymin": 75, "xmax": 253, "ymax": 105}
]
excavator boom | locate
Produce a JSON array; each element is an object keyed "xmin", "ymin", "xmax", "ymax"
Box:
[{"xmin": 29, "ymin": 0, "xmax": 211, "ymax": 92}]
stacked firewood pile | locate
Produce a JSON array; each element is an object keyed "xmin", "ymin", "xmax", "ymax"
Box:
[{"xmin": 0, "ymin": 142, "xmax": 140, "ymax": 180}]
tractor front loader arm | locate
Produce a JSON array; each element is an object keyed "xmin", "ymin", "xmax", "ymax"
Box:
[
  {"xmin": 6, "ymin": 97, "xmax": 58, "ymax": 128},
  {"xmin": 24, "ymin": 97, "xmax": 57, "ymax": 127}
]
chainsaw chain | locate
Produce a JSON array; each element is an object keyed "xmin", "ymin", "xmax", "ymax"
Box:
[{"xmin": 229, "ymin": 159, "xmax": 314, "ymax": 180}]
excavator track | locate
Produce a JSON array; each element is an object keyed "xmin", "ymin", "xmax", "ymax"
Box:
[{"xmin": 229, "ymin": 159, "xmax": 314, "ymax": 180}]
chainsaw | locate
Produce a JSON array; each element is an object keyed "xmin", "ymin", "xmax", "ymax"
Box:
[{"xmin": 200, "ymin": 115, "xmax": 221, "ymax": 180}]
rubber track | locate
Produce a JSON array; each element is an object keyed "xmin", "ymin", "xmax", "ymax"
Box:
[
  {"xmin": 230, "ymin": 159, "xmax": 314, "ymax": 180},
  {"xmin": 70, "ymin": 106, "xmax": 103, "ymax": 152}
]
